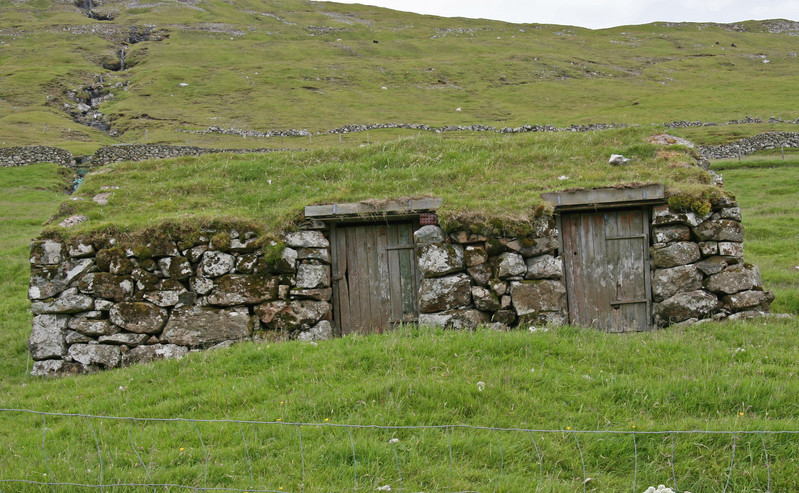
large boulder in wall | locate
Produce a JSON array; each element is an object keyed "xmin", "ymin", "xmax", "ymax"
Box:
[{"xmin": 162, "ymin": 306, "xmax": 254, "ymax": 347}]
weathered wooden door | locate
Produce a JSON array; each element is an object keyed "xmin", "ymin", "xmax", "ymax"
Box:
[
  {"xmin": 330, "ymin": 222, "xmax": 418, "ymax": 335},
  {"xmin": 561, "ymin": 208, "xmax": 652, "ymax": 332}
]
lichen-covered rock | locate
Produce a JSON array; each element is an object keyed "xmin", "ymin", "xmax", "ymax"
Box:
[
  {"xmin": 471, "ymin": 286, "xmax": 500, "ymax": 312},
  {"xmin": 447, "ymin": 309, "xmax": 490, "ymax": 329},
  {"xmin": 122, "ymin": 344, "xmax": 189, "ymax": 366},
  {"xmin": 296, "ymin": 263, "xmax": 330, "ymax": 289},
  {"xmin": 518, "ymin": 311, "xmax": 568, "ymax": 327},
  {"xmin": 295, "ymin": 320, "xmax": 333, "ymax": 341},
  {"xmin": 141, "ymin": 279, "xmax": 192, "ymax": 307},
  {"xmin": 718, "ymin": 242, "xmax": 743, "ymax": 257},
  {"xmin": 199, "ymin": 251, "xmax": 235, "ymax": 278},
  {"xmin": 79, "ymin": 272, "xmax": 134, "ymax": 301},
  {"xmin": 146, "ymin": 236, "xmax": 179, "ymax": 257},
  {"xmin": 720, "ymin": 207, "xmax": 742, "ymax": 221},
  {"xmin": 464, "ymin": 245, "xmax": 488, "ymax": 267},
  {"xmin": 255, "ymin": 300, "xmax": 330, "ymax": 330},
  {"xmin": 655, "ymin": 290, "xmax": 721, "ymax": 325},
  {"xmin": 492, "ymin": 309, "xmax": 516, "ymax": 326},
  {"xmin": 696, "ymin": 256, "xmax": 732, "ymax": 276},
  {"xmin": 162, "ymin": 305, "xmax": 253, "ymax": 346},
  {"xmin": 30, "ymin": 359, "xmax": 82, "ymax": 377},
  {"xmin": 185, "ymin": 245, "xmax": 208, "ymax": 263},
  {"xmin": 29, "ymin": 314, "xmax": 69, "ymax": 360},
  {"xmin": 68, "ymin": 318, "xmax": 117, "ymax": 336},
  {"xmin": 511, "ymin": 280, "xmax": 567, "ymax": 316},
  {"xmin": 651, "ymin": 242, "xmax": 701, "ymax": 268},
  {"xmin": 31, "ymin": 289, "xmax": 94, "ymax": 314},
  {"xmin": 96, "ymin": 248, "xmax": 134, "ymax": 274},
  {"xmin": 653, "ymin": 209, "xmax": 707, "ymax": 227},
  {"xmin": 418, "ymin": 309, "xmax": 489, "ymax": 329},
  {"xmin": 235, "ymin": 254, "xmax": 260, "ymax": 273},
  {"xmin": 419, "ymin": 274, "xmax": 471, "ymax": 313},
  {"xmin": 467, "ymin": 263, "xmax": 491, "ymax": 287},
  {"xmin": 68, "ymin": 344, "xmax": 121, "ymax": 368},
  {"xmin": 652, "ymin": 264, "xmax": 703, "ymax": 302},
  {"xmin": 99, "ymin": 333, "xmax": 150, "ymax": 345},
  {"xmin": 207, "ymin": 274, "xmax": 278, "ymax": 305},
  {"xmin": 296, "ymin": 247, "xmax": 330, "ymax": 263},
  {"xmin": 290, "ymin": 288, "xmax": 332, "ymax": 301},
  {"xmin": 159, "ymin": 256, "xmax": 193, "ymax": 280},
  {"xmin": 109, "ymin": 302, "xmax": 168, "ymax": 334},
  {"xmin": 66, "ymin": 330, "xmax": 92, "ymax": 344},
  {"xmin": 67, "ymin": 240, "xmax": 94, "ymax": 258},
  {"xmin": 230, "ymin": 237, "xmax": 258, "ymax": 253},
  {"xmin": 29, "ymin": 264, "xmax": 69, "ymax": 300},
  {"xmin": 704, "ymin": 264, "xmax": 761, "ymax": 295},
  {"xmin": 698, "ymin": 241, "xmax": 719, "ymax": 256},
  {"xmin": 503, "ymin": 237, "xmax": 558, "ymax": 257},
  {"xmin": 418, "ymin": 312, "xmax": 454, "ymax": 327},
  {"xmin": 722, "ymin": 290, "xmax": 774, "ymax": 312},
  {"xmin": 693, "ymin": 219, "xmax": 744, "ymax": 242},
  {"xmin": 495, "ymin": 252, "xmax": 526, "ymax": 279},
  {"xmin": 524, "ymin": 255, "xmax": 563, "ymax": 280},
  {"xmin": 284, "ymin": 231, "xmax": 329, "ymax": 248},
  {"xmin": 652, "ymin": 225, "xmax": 691, "ymax": 244},
  {"xmin": 413, "ymin": 225, "xmax": 447, "ymax": 244},
  {"xmin": 190, "ymin": 276, "xmax": 214, "ymax": 295},
  {"xmin": 273, "ymin": 247, "xmax": 297, "ymax": 273},
  {"xmin": 449, "ymin": 231, "xmax": 487, "ymax": 244},
  {"xmin": 417, "ymin": 243, "xmax": 464, "ymax": 278},
  {"xmin": 30, "ymin": 240, "xmax": 63, "ymax": 265}
]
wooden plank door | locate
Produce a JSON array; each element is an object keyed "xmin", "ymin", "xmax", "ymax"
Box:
[
  {"xmin": 561, "ymin": 208, "xmax": 651, "ymax": 332},
  {"xmin": 330, "ymin": 222, "xmax": 418, "ymax": 335}
]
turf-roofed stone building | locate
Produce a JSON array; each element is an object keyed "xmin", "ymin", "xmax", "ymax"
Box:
[{"xmin": 28, "ymin": 138, "xmax": 774, "ymax": 376}]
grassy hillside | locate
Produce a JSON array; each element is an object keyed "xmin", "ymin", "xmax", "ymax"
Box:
[{"xmin": 1, "ymin": 0, "xmax": 799, "ymax": 151}]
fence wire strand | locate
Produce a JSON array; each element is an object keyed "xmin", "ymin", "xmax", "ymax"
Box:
[{"xmin": 1, "ymin": 408, "xmax": 795, "ymax": 492}]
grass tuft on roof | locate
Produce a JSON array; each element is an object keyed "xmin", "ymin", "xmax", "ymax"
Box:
[{"xmin": 45, "ymin": 127, "xmax": 723, "ymax": 239}]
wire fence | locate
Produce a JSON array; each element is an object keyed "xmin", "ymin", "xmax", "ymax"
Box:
[{"xmin": 0, "ymin": 408, "xmax": 796, "ymax": 492}]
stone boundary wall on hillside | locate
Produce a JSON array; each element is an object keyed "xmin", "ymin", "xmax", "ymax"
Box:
[
  {"xmin": 0, "ymin": 146, "xmax": 74, "ymax": 168},
  {"xmin": 697, "ymin": 132, "xmax": 799, "ymax": 159},
  {"xmin": 90, "ymin": 145, "xmax": 283, "ymax": 166},
  {"xmin": 29, "ymin": 199, "xmax": 772, "ymax": 376}
]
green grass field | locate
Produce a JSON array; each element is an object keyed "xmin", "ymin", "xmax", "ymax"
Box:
[{"xmin": 0, "ymin": 150, "xmax": 796, "ymax": 491}]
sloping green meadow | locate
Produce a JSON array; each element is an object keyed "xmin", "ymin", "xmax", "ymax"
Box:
[
  {"xmin": 45, "ymin": 127, "xmax": 718, "ymax": 238},
  {"xmin": 1, "ymin": 0, "xmax": 799, "ymax": 150}
]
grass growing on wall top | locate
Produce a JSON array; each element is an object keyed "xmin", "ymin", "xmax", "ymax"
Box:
[{"xmin": 46, "ymin": 127, "xmax": 718, "ymax": 237}]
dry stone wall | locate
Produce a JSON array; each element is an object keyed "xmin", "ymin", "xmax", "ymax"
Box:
[
  {"xmin": 413, "ymin": 222, "xmax": 567, "ymax": 329},
  {"xmin": 0, "ymin": 146, "xmax": 74, "ymax": 168},
  {"xmin": 90, "ymin": 144, "xmax": 281, "ymax": 166},
  {"xmin": 650, "ymin": 198, "xmax": 773, "ymax": 326},
  {"xmin": 28, "ymin": 229, "xmax": 333, "ymax": 376},
  {"xmin": 29, "ymin": 200, "xmax": 772, "ymax": 376},
  {"xmin": 698, "ymin": 132, "xmax": 799, "ymax": 159}
]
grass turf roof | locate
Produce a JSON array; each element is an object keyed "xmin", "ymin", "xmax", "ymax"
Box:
[{"xmin": 44, "ymin": 127, "xmax": 724, "ymax": 239}]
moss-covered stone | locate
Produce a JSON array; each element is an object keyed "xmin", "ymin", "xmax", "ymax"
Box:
[{"xmin": 210, "ymin": 232, "xmax": 232, "ymax": 251}]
